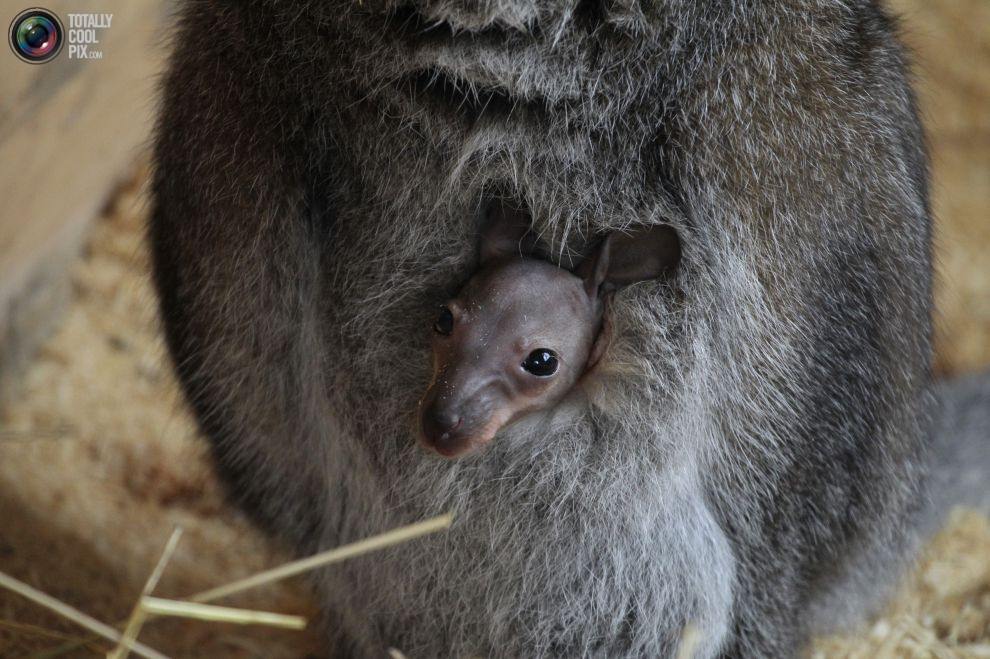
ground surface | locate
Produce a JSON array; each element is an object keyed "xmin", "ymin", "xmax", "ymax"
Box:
[
  {"xmin": 892, "ymin": 0, "xmax": 990, "ymax": 376},
  {"xmin": 0, "ymin": 170, "xmax": 325, "ymax": 657},
  {"xmin": 0, "ymin": 1, "xmax": 987, "ymax": 656}
]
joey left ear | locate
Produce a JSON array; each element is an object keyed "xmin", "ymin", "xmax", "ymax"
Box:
[
  {"xmin": 478, "ymin": 198, "xmax": 536, "ymax": 266},
  {"xmin": 577, "ymin": 225, "xmax": 681, "ymax": 298}
]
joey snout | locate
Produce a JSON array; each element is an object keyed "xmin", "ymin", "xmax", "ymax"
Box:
[{"xmin": 419, "ymin": 379, "xmax": 510, "ymax": 458}]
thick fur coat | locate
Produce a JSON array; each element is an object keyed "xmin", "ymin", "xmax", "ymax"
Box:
[{"xmin": 150, "ymin": 0, "xmax": 965, "ymax": 655}]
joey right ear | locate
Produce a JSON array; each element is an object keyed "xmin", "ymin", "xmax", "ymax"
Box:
[
  {"xmin": 478, "ymin": 198, "xmax": 535, "ymax": 266},
  {"xmin": 577, "ymin": 225, "xmax": 681, "ymax": 298},
  {"xmin": 604, "ymin": 224, "xmax": 680, "ymax": 287}
]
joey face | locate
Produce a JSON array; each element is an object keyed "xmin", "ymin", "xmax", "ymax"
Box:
[
  {"xmin": 419, "ymin": 259, "xmax": 603, "ymax": 458},
  {"xmin": 418, "ymin": 199, "xmax": 680, "ymax": 459}
]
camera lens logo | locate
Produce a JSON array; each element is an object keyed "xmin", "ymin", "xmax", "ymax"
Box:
[{"xmin": 9, "ymin": 8, "xmax": 63, "ymax": 63}]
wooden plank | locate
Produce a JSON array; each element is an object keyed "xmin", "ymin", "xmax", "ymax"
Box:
[{"xmin": 0, "ymin": 0, "xmax": 168, "ymax": 400}]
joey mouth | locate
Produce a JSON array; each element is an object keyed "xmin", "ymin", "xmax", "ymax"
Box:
[
  {"xmin": 418, "ymin": 403, "xmax": 505, "ymax": 459},
  {"xmin": 418, "ymin": 380, "xmax": 514, "ymax": 459},
  {"xmin": 422, "ymin": 433, "xmax": 485, "ymax": 459}
]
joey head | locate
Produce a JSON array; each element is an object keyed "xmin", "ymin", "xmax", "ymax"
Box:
[{"xmin": 419, "ymin": 205, "xmax": 680, "ymax": 458}]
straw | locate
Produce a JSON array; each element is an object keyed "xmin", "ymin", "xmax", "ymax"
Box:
[
  {"xmin": 24, "ymin": 513, "xmax": 453, "ymax": 658},
  {"xmin": 676, "ymin": 624, "xmax": 701, "ymax": 659},
  {"xmin": 0, "ymin": 570, "xmax": 168, "ymax": 659},
  {"xmin": 140, "ymin": 596, "xmax": 307, "ymax": 630},
  {"xmin": 190, "ymin": 513, "xmax": 453, "ymax": 603},
  {"xmin": 109, "ymin": 526, "xmax": 184, "ymax": 659}
]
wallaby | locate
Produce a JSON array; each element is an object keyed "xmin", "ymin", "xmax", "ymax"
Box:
[
  {"xmin": 150, "ymin": 0, "xmax": 989, "ymax": 656},
  {"xmin": 420, "ymin": 205, "xmax": 680, "ymax": 458}
]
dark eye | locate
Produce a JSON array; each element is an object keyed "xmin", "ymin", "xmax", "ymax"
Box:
[
  {"xmin": 522, "ymin": 349, "xmax": 558, "ymax": 377},
  {"xmin": 434, "ymin": 306, "xmax": 454, "ymax": 335}
]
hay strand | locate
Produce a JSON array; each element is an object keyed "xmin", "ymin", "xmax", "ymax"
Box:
[
  {"xmin": 139, "ymin": 596, "xmax": 307, "ymax": 630},
  {"xmin": 19, "ymin": 513, "xmax": 453, "ymax": 658},
  {"xmin": 190, "ymin": 513, "xmax": 454, "ymax": 603},
  {"xmin": 0, "ymin": 570, "xmax": 169, "ymax": 659},
  {"xmin": 109, "ymin": 526, "xmax": 184, "ymax": 659},
  {"xmin": 676, "ymin": 624, "xmax": 701, "ymax": 659}
]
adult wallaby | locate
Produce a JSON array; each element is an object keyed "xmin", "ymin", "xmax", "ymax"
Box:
[{"xmin": 150, "ymin": 0, "xmax": 989, "ymax": 656}]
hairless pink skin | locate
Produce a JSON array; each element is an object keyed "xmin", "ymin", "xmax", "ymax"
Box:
[
  {"xmin": 420, "ymin": 258, "xmax": 605, "ymax": 458},
  {"xmin": 419, "ymin": 205, "xmax": 680, "ymax": 459}
]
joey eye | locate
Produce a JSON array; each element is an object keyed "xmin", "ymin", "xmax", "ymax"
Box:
[
  {"xmin": 434, "ymin": 306, "xmax": 454, "ymax": 336},
  {"xmin": 522, "ymin": 349, "xmax": 558, "ymax": 377}
]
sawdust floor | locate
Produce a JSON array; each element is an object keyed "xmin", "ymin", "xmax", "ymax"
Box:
[
  {"xmin": 891, "ymin": 0, "xmax": 990, "ymax": 376},
  {"xmin": 0, "ymin": 170, "xmax": 325, "ymax": 658}
]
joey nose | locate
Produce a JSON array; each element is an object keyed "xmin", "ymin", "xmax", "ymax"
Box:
[{"xmin": 422, "ymin": 405, "xmax": 463, "ymax": 444}]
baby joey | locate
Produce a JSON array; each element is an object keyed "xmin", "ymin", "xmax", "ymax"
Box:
[{"xmin": 420, "ymin": 205, "xmax": 679, "ymax": 458}]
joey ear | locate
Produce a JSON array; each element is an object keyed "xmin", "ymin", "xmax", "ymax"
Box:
[
  {"xmin": 578, "ymin": 225, "xmax": 680, "ymax": 297},
  {"xmin": 605, "ymin": 225, "xmax": 680, "ymax": 287},
  {"xmin": 577, "ymin": 234, "xmax": 613, "ymax": 298},
  {"xmin": 478, "ymin": 199, "xmax": 535, "ymax": 265}
]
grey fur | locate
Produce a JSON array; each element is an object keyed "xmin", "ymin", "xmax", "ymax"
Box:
[
  {"xmin": 928, "ymin": 372, "xmax": 990, "ymax": 519},
  {"xmin": 149, "ymin": 0, "xmax": 986, "ymax": 656}
]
